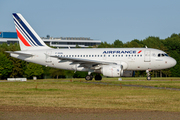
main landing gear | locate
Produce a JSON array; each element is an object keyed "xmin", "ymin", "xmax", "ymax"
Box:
[
  {"xmin": 146, "ymin": 69, "xmax": 151, "ymax": 80},
  {"xmin": 94, "ymin": 74, "xmax": 102, "ymax": 81},
  {"xmin": 85, "ymin": 73, "xmax": 102, "ymax": 81},
  {"xmin": 85, "ymin": 75, "xmax": 93, "ymax": 81}
]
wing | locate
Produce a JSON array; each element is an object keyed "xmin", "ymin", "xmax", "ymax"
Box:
[{"xmin": 50, "ymin": 55, "xmax": 117, "ymax": 69}]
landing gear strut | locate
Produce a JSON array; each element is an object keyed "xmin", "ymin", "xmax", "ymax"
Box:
[{"xmin": 146, "ymin": 69, "xmax": 151, "ymax": 80}]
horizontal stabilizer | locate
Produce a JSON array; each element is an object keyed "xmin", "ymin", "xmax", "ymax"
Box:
[{"xmin": 5, "ymin": 51, "xmax": 34, "ymax": 56}]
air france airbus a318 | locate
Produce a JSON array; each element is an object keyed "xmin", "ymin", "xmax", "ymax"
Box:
[{"xmin": 6, "ymin": 13, "xmax": 177, "ymax": 80}]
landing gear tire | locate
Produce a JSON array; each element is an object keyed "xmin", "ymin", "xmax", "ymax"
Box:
[
  {"xmin": 95, "ymin": 75, "xmax": 102, "ymax": 81},
  {"xmin": 147, "ymin": 76, "xmax": 151, "ymax": 80},
  {"xmin": 85, "ymin": 75, "xmax": 93, "ymax": 81}
]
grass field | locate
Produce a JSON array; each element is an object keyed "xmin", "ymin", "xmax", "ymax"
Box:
[{"xmin": 0, "ymin": 77, "xmax": 180, "ymax": 112}]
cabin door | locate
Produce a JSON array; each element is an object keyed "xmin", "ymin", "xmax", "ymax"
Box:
[{"xmin": 144, "ymin": 50, "xmax": 151, "ymax": 62}]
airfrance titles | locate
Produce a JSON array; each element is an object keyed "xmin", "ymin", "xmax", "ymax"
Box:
[{"xmin": 103, "ymin": 50, "xmax": 137, "ymax": 54}]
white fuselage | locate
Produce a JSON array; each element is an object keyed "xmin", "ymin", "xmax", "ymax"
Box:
[{"xmin": 10, "ymin": 48, "xmax": 177, "ymax": 72}]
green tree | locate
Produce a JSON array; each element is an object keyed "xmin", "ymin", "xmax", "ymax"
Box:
[
  {"xmin": 49, "ymin": 68, "xmax": 66, "ymax": 79},
  {"xmin": 0, "ymin": 52, "xmax": 13, "ymax": 79},
  {"xmin": 163, "ymin": 34, "xmax": 180, "ymax": 76},
  {"xmin": 98, "ymin": 42, "xmax": 112, "ymax": 48},
  {"xmin": 161, "ymin": 69, "xmax": 171, "ymax": 77},
  {"xmin": 25, "ymin": 63, "xmax": 44, "ymax": 78},
  {"xmin": 112, "ymin": 39, "xmax": 123, "ymax": 48},
  {"xmin": 73, "ymin": 71, "xmax": 88, "ymax": 78},
  {"xmin": 10, "ymin": 58, "xmax": 26, "ymax": 78},
  {"xmin": 142, "ymin": 36, "xmax": 167, "ymax": 51}
]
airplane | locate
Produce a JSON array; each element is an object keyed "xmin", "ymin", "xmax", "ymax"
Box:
[{"xmin": 6, "ymin": 13, "xmax": 177, "ymax": 81}]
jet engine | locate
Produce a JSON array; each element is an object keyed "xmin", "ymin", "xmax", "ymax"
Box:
[{"xmin": 101, "ymin": 65, "xmax": 123, "ymax": 77}]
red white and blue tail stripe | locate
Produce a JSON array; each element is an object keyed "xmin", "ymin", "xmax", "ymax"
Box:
[{"xmin": 13, "ymin": 13, "xmax": 50, "ymax": 50}]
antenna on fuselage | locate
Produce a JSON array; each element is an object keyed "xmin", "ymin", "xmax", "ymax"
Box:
[{"xmin": 145, "ymin": 46, "xmax": 148, "ymax": 48}]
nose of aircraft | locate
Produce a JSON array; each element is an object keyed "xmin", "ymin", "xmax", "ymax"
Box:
[{"xmin": 170, "ymin": 58, "xmax": 177, "ymax": 67}]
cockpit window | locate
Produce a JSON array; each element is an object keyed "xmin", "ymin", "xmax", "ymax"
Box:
[{"xmin": 158, "ymin": 53, "xmax": 169, "ymax": 57}]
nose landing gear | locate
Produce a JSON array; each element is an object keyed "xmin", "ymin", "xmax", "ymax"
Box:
[{"xmin": 146, "ymin": 69, "xmax": 151, "ymax": 80}]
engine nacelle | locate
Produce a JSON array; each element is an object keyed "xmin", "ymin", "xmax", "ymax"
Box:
[{"xmin": 101, "ymin": 65, "xmax": 123, "ymax": 77}]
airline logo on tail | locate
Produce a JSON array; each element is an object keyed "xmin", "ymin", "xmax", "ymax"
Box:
[{"xmin": 13, "ymin": 13, "xmax": 44, "ymax": 47}]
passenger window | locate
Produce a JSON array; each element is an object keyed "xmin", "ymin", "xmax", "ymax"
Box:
[
  {"xmin": 92, "ymin": 55, "xmax": 94, "ymax": 57},
  {"xmin": 108, "ymin": 55, "xmax": 110, "ymax": 57},
  {"xmin": 72, "ymin": 55, "xmax": 74, "ymax": 57},
  {"xmin": 89, "ymin": 55, "xmax": 91, "ymax": 57},
  {"xmin": 69, "ymin": 55, "xmax": 71, "ymax": 57},
  {"xmin": 86, "ymin": 55, "xmax": 88, "ymax": 57}
]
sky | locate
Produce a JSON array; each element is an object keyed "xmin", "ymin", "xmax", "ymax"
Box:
[{"xmin": 1, "ymin": 0, "xmax": 180, "ymax": 43}]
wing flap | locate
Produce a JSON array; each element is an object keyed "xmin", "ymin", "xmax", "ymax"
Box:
[{"xmin": 50, "ymin": 55, "xmax": 117, "ymax": 68}]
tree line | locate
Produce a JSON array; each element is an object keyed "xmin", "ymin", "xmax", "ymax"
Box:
[{"xmin": 0, "ymin": 33, "xmax": 179, "ymax": 79}]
